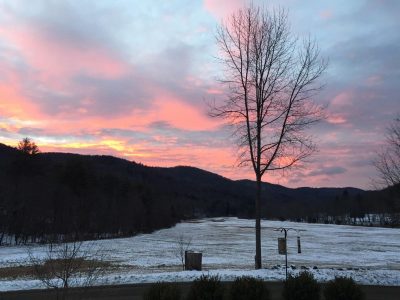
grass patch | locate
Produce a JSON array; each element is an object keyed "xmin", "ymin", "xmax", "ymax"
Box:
[
  {"xmin": 0, "ymin": 259, "xmax": 113, "ymax": 279},
  {"xmin": 0, "ymin": 265, "xmax": 36, "ymax": 279}
]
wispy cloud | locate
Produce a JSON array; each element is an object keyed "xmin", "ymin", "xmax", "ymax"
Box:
[{"xmin": 0, "ymin": 0, "xmax": 398, "ymax": 189}]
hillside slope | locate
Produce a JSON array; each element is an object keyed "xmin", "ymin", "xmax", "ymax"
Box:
[{"xmin": 0, "ymin": 143, "xmax": 376, "ymax": 243}]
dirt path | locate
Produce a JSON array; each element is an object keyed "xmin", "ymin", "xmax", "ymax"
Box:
[{"xmin": 0, "ymin": 282, "xmax": 399, "ymax": 300}]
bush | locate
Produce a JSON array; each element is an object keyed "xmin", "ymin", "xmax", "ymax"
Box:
[
  {"xmin": 282, "ymin": 271, "xmax": 320, "ymax": 300},
  {"xmin": 324, "ymin": 277, "xmax": 365, "ymax": 300},
  {"xmin": 144, "ymin": 282, "xmax": 181, "ymax": 300},
  {"xmin": 229, "ymin": 276, "xmax": 270, "ymax": 300},
  {"xmin": 186, "ymin": 275, "xmax": 225, "ymax": 300}
]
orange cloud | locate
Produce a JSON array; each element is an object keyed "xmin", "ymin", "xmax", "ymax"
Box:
[
  {"xmin": 39, "ymin": 137, "xmax": 151, "ymax": 159},
  {"xmin": 36, "ymin": 133, "xmax": 238, "ymax": 178},
  {"xmin": 0, "ymin": 84, "xmax": 43, "ymax": 120}
]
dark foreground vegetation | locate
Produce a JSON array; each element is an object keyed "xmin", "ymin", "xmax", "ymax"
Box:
[
  {"xmin": 117, "ymin": 274, "xmax": 366, "ymax": 300},
  {"xmin": 0, "ymin": 143, "xmax": 398, "ymax": 245},
  {"xmin": 2, "ymin": 274, "xmax": 394, "ymax": 300}
]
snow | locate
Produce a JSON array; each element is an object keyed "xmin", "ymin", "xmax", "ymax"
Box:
[{"xmin": 0, "ymin": 218, "xmax": 399, "ymax": 291}]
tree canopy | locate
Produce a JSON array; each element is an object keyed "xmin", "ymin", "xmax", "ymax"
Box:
[{"xmin": 17, "ymin": 137, "xmax": 40, "ymax": 155}]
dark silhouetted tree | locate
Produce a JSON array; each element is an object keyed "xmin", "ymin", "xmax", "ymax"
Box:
[
  {"xmin": 373, "ymin": 115, "xmax": 400, "ymax": 225},
  {"xmin": 17, "ymin": 137, "xmax": 40, "ymax": 155},
  {"xmin": 211, "ymin": 5, "xmax": 327, "ymax": 268},
  {"xmin": 28, "ymin": 240, "xmax": 107, "ymax": 300},
  {"xmin": 374, "ymin": 116, "xmax": 400, "ymax": 190}
]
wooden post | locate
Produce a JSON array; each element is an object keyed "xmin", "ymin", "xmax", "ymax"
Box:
[
  {"xmin": 297, "ymin": 236, "xmax": 301, "ymax": 254},
  {"xmin": 278, "ymin": 230, "xmax": 288, "ymax": 280}
]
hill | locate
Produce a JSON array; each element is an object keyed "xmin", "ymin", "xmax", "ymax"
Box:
[{"xmin": 0, "ymin": 143, "xmax": 394, "ymax": 244}]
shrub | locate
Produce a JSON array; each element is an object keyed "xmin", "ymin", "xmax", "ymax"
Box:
[
  {"xmin": 230, "ymin": 276, "xmax": 270, "ymax": 300},
  {"xmin": 186, "ymin": 275, "xmax": 224, "ymax": 300},
  {"xmin": 282, "ymin": 271, "xmax": 320, "ymax": 300},
  {"xmin": 323, "ymin": 277, "xmax": 365, "ymax": 300},
  {"xmin": 144, "ymin": 282, "xmax": 181, "ymax": 300}
]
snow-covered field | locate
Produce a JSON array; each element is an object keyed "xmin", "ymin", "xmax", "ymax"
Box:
[{"xmin": 0, "ymin": 218, "xmax": 399, "ymax": 291}]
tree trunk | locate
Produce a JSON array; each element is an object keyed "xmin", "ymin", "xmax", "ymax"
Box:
[{"xmin": 255, "ymin": 174, "xmax": 262, "ymax": 269}]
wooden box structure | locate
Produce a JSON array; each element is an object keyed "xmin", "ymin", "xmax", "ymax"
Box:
[
  {"xmin": 278, "ymin": 237, "xmax": 287, "ymax": 255},
  {"xmin": 185, "ymin": 251, "xmax": 202, "ymax": 271}
]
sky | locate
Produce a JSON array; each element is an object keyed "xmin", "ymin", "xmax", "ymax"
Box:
[{"xmin": 0, "ymin": 0, "xmax": 399, "ymax": 189}]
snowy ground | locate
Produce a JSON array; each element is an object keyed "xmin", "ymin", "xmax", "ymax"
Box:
[{"xmin": 0, "ymin": 218, "xmax": 399, "ymax": 291}]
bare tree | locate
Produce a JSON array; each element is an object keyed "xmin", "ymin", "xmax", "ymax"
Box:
[
  {"xmin": 374, "ymin": 116, "xmax": 400, "ymax": 189},
  {"xmin": 173, "ymin": 233, "xmax": 192, "ymax": 270},
  {"xmin": 211, "ymin": 5, "xmax": 327, "ymax": 269},
  {"xmin": 28, "ymin": 240, "xmax": 108, "ymax": 300},
  {"xmin": 17, "ymin": 137, "xmax": 40, "ymax": 155}
]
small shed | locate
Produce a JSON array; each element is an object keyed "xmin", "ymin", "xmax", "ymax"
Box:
[{"xmin": 185, "ymin": 251, "xmax": 202, "ymax": 271}]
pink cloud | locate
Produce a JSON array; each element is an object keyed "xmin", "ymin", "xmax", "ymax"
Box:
[
  {"xmin": 151, "ymin": 96, "xmax": 220, "ymax": 131},
  {"xmin": 330, "ymin": 91, "xmax": 353, "ymax": 109},
  {"xmin": 0, "ymin": 25, "xmax": 129, "ymax": 90},
  {"xmin": 206, "ymin": 88, "xmax": 224, "ymax": 95},
  {"xmin": 319, "ymin": 9, "xmax": 333, "ymax": 20},
  {"xmin": 38, "ymin": 95, "xmax": 221, "ymax": 134},
  {"xmin": 366, "ymin": 75, "xmax": 382, "ymax": 86},
  {"xmin": 326, "ymin": 114, "xmax": 347, "ymax": 125},
  {"xmin": 203, "ymin": 0, "xmax": 245, "ymax": 20},
  {"xmin": 0, "ymin": 1, "xmax": 389, "ymax": 191}
]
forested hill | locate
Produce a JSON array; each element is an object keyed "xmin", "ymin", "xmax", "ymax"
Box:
[{"xmin": 0, "ymin": 142, "xmax": 393, "ymax": 244}]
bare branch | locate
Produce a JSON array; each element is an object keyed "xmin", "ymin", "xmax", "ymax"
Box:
[
  {"xmin": 373, "ymin": 116, "xmax": 400, "ymax": 189},
  {"xmin": 210, "ymin": 3, "xmax": 327, "ymax": 269},
  {"xmin": 28, "ymin": 239, "xmax": 108, "ymax": 299},
  {"xmin": 173, "ymin": 233, "xmax": 192, "ymax": 271}
]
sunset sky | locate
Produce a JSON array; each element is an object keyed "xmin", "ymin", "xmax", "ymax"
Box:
[{"xmin": 0, "ymin": 0, "xmax": 399, "ymax": 189}]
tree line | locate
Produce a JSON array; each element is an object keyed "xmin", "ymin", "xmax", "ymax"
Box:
[
  {"xmin": 268, "ymin": 188, "xmax": 399, "ymax": 226},
  {"xmin": 0, "ymin": 143, "xmax": 180, "ymax": 244},
  {"xmin": 0, "ymin": 141, "xmax": 398, "ymax": 245},
  {"xmin": 0, "ymin": 141, "xmax": 248, "ymax": 245}
]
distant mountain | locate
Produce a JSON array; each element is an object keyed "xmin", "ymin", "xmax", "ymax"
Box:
[
  {"xmin": 0, "ymin": 142, "xmax": 393, "ymax": 244},
  {"xmin": 239, "ymin": 179, "xmax": 363, "ymax": 201}
]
